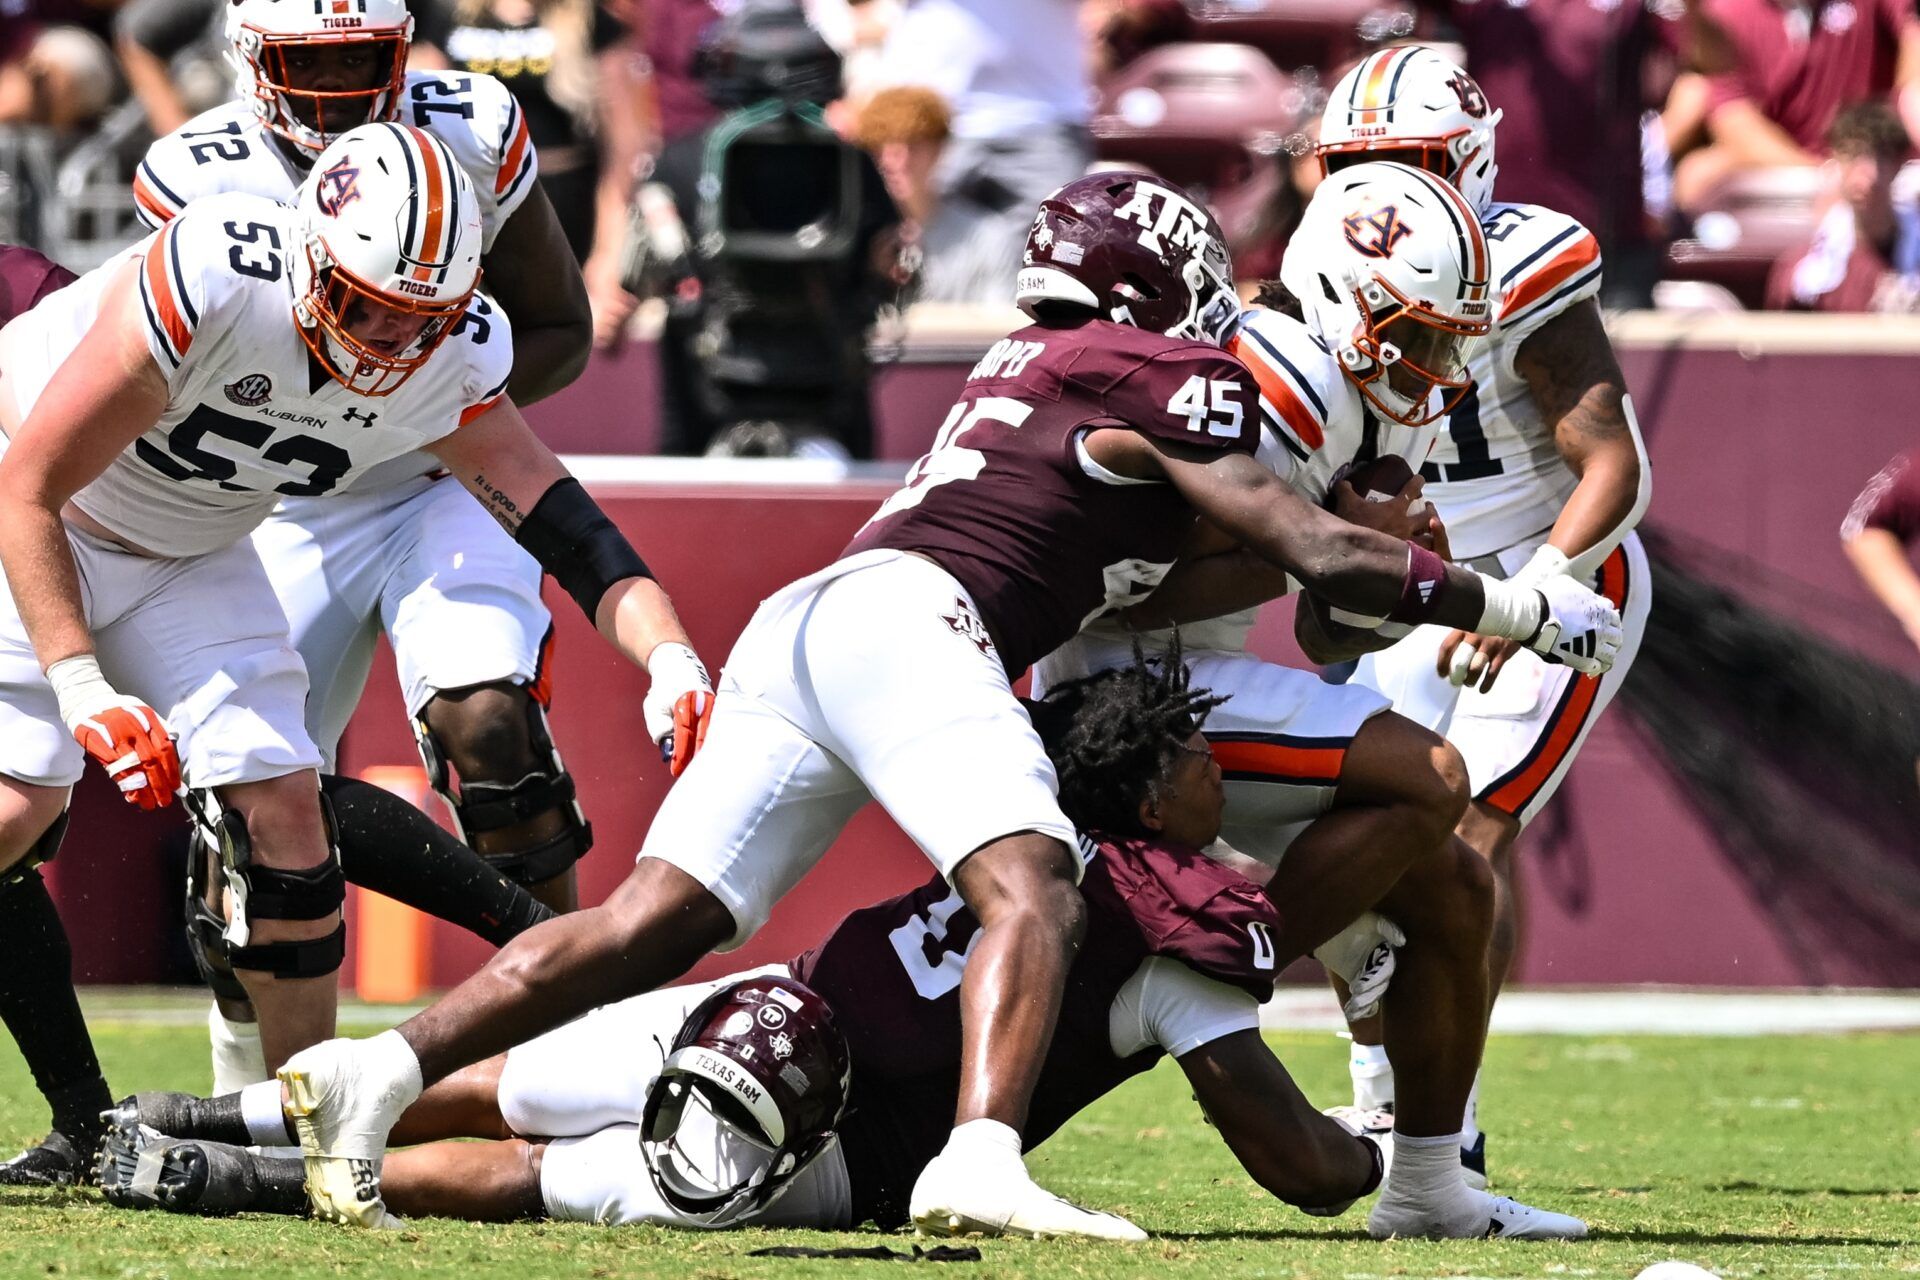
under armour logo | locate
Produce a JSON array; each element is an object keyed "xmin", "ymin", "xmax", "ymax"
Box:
[
  {"xmin": 342, "ymin": 407, "xmax": 379, "ymax": 428},
  {"xmin": 1342, "ymin": 205, "xmax": 1413, "ymax": 260}
]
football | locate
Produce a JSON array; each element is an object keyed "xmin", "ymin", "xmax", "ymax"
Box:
[{"xmin": 1335, "ymin": 454, "xmax": 1418, "ymax": 504}]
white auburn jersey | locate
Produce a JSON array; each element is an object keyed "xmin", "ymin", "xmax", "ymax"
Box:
[
  {"xmin": 1418, "ymin": 201, "xmax": 1604, "ymax": 560},
  {"xmin": 133, "ymin": 70, "xmax": 539, "ymax": 252},
  {"xmin": 0, "ymin": 192, "xmax": 512, "ymax": 558},
  {"xmin": 1073, "ymin": 306, "xmax": 1440, "ymax": 656}
]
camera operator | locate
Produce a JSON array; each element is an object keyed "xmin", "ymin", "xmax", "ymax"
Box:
[{"xmin": 624, "ymin": 0, "xmax": 902, "ymax": 460}]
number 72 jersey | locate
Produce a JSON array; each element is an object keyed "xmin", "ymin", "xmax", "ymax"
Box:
[
  {"xmin": 134, "ymin": 70, "xmax": 537, "ymax": 250},
  {"xmin": 0, "ymin": 192, "xmax": 512, "ymax": 559}
]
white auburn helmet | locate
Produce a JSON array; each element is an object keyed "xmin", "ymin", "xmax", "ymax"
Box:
[
  {"xmin": 226, "ymin": 0, "xmax": 413, "ymax": 153},
  {"xmin": 1318, "ymin": 45, "xmax": 1503, "ymax": 217},
  {"xmin": 293, "ymin": 123, "xmax": 482, "ymax": 396},
  {"xmin": 1279, "ymin": 160, "xmax": 1492, "ymax": 427}
]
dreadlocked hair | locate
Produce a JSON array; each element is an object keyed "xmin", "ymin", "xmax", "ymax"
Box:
[{"xmin": 1030, "ymin": 635, "xmax": 1229, "ymax": 839}]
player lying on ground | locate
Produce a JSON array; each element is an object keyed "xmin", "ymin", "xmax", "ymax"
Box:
[
  {"xmin": 100, "ymin": 646, "xmax": 1584, "ymax": 1238},
  {"xmin": 0, "ymin": 126, "xmax": 706, "ymax": 1176},
  {"xmin": 261, "ymin": 168, "xmax": 1621, "ymax": 1242}
]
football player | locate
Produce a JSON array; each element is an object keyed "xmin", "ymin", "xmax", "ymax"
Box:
[
  {"xmin": 0, "ymin": 125, "xmax": 703, "ymax": 1177},
  {"xmin": 262, "ymin": 170, "xmax": 1620, "ymax": 1239},
  {"xmin": 134, "ymin": 0, "xmax": 612, "ymax": 947},
  {"xmin": 1043, "ymin": 161, "xmax": 1588, "ymax": 1239},
  {"xmin": 1314, "ymin": 47, "xmax": 1654, "ymax": 1178},
  {"xmin": 103, "ymin": 651, "xmax": 1581, "ymax": 1237}
]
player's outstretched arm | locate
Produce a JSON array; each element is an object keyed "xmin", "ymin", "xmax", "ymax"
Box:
[
  {"xmin": 431, "ymin": 400, "xmax": 714, "ymax": 772},
  {"xmin": 1177, "ymin": 1030, "xmax": 1379, "ymax": 1213},
  {"xmin": 480, "ymin": 185, "xmax": 592, "ymax": 405},
  {"xmin": 0, "ymin": 260, "xmax": 181, "ymax": 808}
]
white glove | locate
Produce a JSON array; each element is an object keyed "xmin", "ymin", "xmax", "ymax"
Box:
[
  {"xmin": 1509, "ymin": 542, "xmax": 1571, "ymax": 589},
  {"xmin": 1527, "ymin": 574, "xmax": 1624, "ymax": 676},
  {"xmin": 642, "ymin": 642, "xmax": 715, "ymax": 776},
  {"xmin": 1312, "ymin": 912, "xmax": 1407, "ymax": 1022},
  {"xmin": 48, "ymin": 655, "xmax": 180, "ymax": 810}
]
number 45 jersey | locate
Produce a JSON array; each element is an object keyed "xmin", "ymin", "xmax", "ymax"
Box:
[
  {"xmin": 0, "ymin": 192, "xmax": 512, "ymax": 558},
  {"xmin": 134, "ymin": 70, "xmax": 537, "ymax": 249},
  {"xmin": 843, "ymin": 318, "xmax": 1259, "ymax": 677}
]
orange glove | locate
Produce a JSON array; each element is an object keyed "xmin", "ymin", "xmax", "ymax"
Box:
[
  {"xmin": 49, "ymin": 656, "xmax": 180, "ymax": 810},
  {"xmin": 667, "ymin": 688, "xmax": 715, "ymax": 778}
]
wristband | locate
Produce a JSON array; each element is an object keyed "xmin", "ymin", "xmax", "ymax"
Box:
[
  {"xmin": 1473, "ymin": 575, "xmax": 1547, "ymax": 643},
  {"xmin": 515, "ymin": 478, "xmax": 654, "ymax": 622},
  {"xmin": 1383, "ymin": 543, "xmax": 1451, "ymax": 625},
  {"xmin": 1511, "ymin": 543, "xmax": 1571, "ymax": 588},
  {"xmin": 46, "ymin": 654, "xmax": 113, "ymax": 731}
]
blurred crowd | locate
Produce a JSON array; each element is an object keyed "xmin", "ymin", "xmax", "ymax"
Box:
[{"xmin": 8, "ymin": 0, "xmax": 1920, "ymax": 449}]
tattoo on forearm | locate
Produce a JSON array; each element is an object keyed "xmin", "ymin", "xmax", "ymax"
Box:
[{"xmin": 474, "ymin": 473, "xmax": 523, "ymax": 533}]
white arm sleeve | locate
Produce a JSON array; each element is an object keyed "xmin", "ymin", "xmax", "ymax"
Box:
[{"xmin": 1109, "ymin": 955, "xmax": 1262, "ymax": 1060}]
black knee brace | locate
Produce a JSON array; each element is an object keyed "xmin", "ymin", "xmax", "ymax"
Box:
[
  {"xmin": 0, "ymin": 809, "xmax": 69, "ymax": 892},
  {"xmin": 413, "ymin": 696, "xmax": 593, "ymax": 886},
  {"xmin": 183, "ymin": 792, "xmax": 346, "ymax": 982},
  {"xmin": 182, "ymin": 826, "xmax": 250, "ymax": 1003}
]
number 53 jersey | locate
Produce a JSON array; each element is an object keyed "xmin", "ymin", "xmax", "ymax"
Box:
[{"xmin": 0, "ymin": 192, "xmax": 512, "ymax": 558}]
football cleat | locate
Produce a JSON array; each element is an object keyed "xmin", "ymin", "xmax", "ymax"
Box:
[
  {"xmin": 909, "ymin": 1149, "xmax": 1146, "ymax": 1242},
  {"xmin": 278, "ymin": 1038, "xmax": 417, "ymax": 1230},
  {"xmin": 99, "ymin": 1135, "xmax": 268, "ymax": 1216},
  {"xmin": 0, "ymin": 1130, "xmax": 87, "ymax": 1187},
  {"xmin": 1460, "ymin": 1132, "xmax": 1488, "ymax": 1191},
  {"xmin": 1369, "ymin": 1187, "xmax": 1587, "ymax": 1240}
]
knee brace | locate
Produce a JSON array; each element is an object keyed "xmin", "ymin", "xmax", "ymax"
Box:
[
  {"xmin": 413, "ymin": 696, "xmax": 593, "ymax": 886},
  {"xmin": 184, "ymin": 791, "xmax": 346, "ymax": 981},
  {"xmin": 0, "ymin": 808, "xmax": 70, "ymax": 892}
]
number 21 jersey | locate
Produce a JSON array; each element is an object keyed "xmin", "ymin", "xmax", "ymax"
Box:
[{"xmin": 0, "ymin": 192, "xmax": 512, "ymax": 558}]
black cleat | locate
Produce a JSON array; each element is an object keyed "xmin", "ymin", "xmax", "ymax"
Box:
[
  {"xmin": 1460, "ymin": 1132, "xmax": 1488, "ymax": 1191},
  {"xmin": 101, "ymin": 1093, "xmax": 201, "ymax": 1140},
  {"xmin": 98, "ymin": 1136, "xmax": 264, "ymax": 1216},
  {"xmin": 0, "ymin": 1130, "xmax": 87, "ymax": 1187}
]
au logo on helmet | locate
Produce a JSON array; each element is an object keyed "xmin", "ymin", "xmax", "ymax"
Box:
[
  {"xmin": 1446, "ymin": 70, "xmax": 1490, "ymax": 119},
  {"xmin": 1342, "ymin": 205, "xmax": 1411, "ymax": 260},
  {"xmin": 316, "ymin": 158, "xmax": 361, "ymax": 217}
]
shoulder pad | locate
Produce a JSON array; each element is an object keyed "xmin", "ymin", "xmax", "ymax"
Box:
[
  {"xmin": 399, "ymin": 70, "xmax": 539, "ymax": 238},
  {"xmin": 450, "ymin": 292, "xmax": 516, "ymax": 423},
  {"xmin": 1085, "ymin": 837, "xmax": 1281, "ymax": 1001},
  {"xmin": 1228, "ymin": 308, "xmax": 1342, "ymax": 465},
  {"xmin": 1483, "ymin": 202, "xmax": 1603, "ymax": 332},
  {"xmin": 135, "ymin": 194, "xmax": 286, "ymax": 375},
  {"xmin": 1110, "ymin": 341, "xmax": 1260, "ymax": 456},
  {"xmin": 134, "ymin": 104, "xmax": 265, "ymax": 230}
]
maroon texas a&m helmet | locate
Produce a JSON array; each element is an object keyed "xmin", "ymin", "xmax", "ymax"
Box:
[
  {"xmin": 640, "ymin": 974, "xmax": 852, "ymax": 1226},
  {"xmin": 1016, "ymin": 170, "xmax": 1241, "ymax": 347}
]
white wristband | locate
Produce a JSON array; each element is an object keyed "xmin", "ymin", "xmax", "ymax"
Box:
[
  {"xmin": 46, "ymin": 654, "xmax": 114, "ymax": 731},
  {"xmin": 1473, "ymin": 575, "xmax": 1545, "ymax": 643},
  {"xmin": 644, "ymin": 641, "xmax": 710, "ymax": 691}
]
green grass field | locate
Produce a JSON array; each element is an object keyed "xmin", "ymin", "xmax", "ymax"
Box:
[{"xmin": 0, "ymin": 1004, "xmax": 1914, "ymax": 1280}]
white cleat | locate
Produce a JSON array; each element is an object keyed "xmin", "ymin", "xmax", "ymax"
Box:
[
  {"xmin": 1369, "ymin": 1187, "xmax": 1588, "ymax": 1240},
  {"xmin": 277, "ymin": 1036, "xmax": 420, "ymax": 1230},
  {"xmin": 909, "ymin": 1150, "xmax": 1146, "ymax": 1242}
]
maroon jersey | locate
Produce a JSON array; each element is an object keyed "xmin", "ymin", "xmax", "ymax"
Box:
[
  {"xmin": 842, "ymin": 319, "xmax": 1258, "ymax": 675},
  {"xmin": 1843, "ymin": 449, "xmax": 1920, "ymax": 547},
  {"xmin": 0, "ymin": 245, "xmax": 77, "ymax": 328},
  {"xmin": 1705, "ymin": 0, "xmax": 1911, "ymax": 154},
  {"xmin": 791, "ymin": 832, "xmax": 1281, "ymax": 1229}
]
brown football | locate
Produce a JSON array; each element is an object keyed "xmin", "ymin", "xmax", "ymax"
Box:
[{"xmin": 1335, "ymin": 454, "xmax": 1417, "ymax": 505}]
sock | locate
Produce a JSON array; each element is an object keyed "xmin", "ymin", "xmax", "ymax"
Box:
[
  {"xmin": 1349, "ymin": 1041, "xmax": 1394, "ymax": 1111},
  {"xmin": 1460, "ymin": 1072, "xmax": 1482, "ymax": 1149},
  {"xmin": 208, "ymin": 1004, "xmax": 269, "ymax": 1094},
  {"xmin": 942, "ymin": 1118, "xmax": 1023, "ymax": 1161},
  {"xmin": 1382, "ymin": 1130, "xmax": 1465, "ymax": 1201},
  {"xmin": 0, "ymin": 871, "xmax": 111, "ymax": 1146},
  {"xmin": 322, "ymin": 774, "xmax": 555, "ymax": 945}
]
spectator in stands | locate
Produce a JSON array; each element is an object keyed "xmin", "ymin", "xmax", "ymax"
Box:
[
  {"xmin": 1765, "ymin": 101, "xmax": 1920, "ymax": 312},
  {"xmin": 0, "ymin": 17, "xmax": 119, "ymax": 133},
  {"xmin": 1432, "ymin": 3, "xmax": 1687, "ymax": 308},
  {"xmin": 1843, "ymin": 449, "xmax": 1920, "ymax": 657},
  {"xmin": 866, "ymin": 0, "xmax": 1091, "ymax": 304},
  {"xmin": 1672, "ymin": 0, "xmax": 1920, "ymax": 217},
  {"xmin": 626, "ymin": 0, "xmax": 720, "ymax": 148},
  {"xmin": 1083, "ymin": 0, "xmax": 1192, "ymax": 79},
  {"xmin": 853, "ymin": 83, "xmax": 950, "ymax": 282},
  {"xmin": 114, "ymin": 0, "xmax": 222, "ymax": 137},
  {"xmin": 413, "ymin": 0, "xmax": 650, "ymax": 342}
]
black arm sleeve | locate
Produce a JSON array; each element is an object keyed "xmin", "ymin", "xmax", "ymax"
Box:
[{"xmin": 513, "ymin": 477, "xmax": 654, "ymax": 620}]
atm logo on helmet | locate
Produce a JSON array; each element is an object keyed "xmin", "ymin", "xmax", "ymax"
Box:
[
  {"xmin": 1113, "ymin": 181, "xmax": 1214, "ymax": 257},
  {"xmin": 1342, "ymin": 205, "xmax": 1412, "ymax": 260}
]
